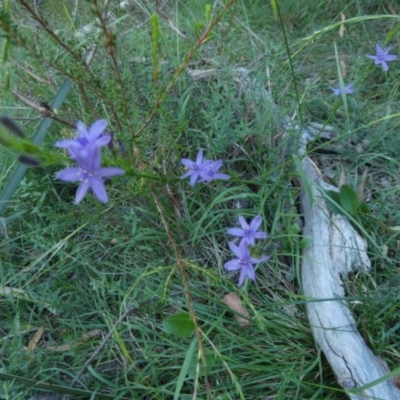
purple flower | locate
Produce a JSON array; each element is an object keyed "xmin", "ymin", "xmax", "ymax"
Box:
[
  {"xmin": 181, "ymin": 149, "xmax": 211, "ymax": 187},
  {"xmin": 198, "ymin": 160, "xmax": 230, "ymax": 183},
  {"xmin": 57, "ymin": 146, "xmax": 124, "ymax": 204},
  {"xmin": 55, "ymin": 119, "xmax": 111, "ymax": 159},
  {"xmin": 366, "ymin": 44, "xmax": 397, "ymax": 71},
  {"xmin": 331, "ymin": 82, "xmax": 355, "ymax": 96},
  {"xmin": 224, "ymin": 240, "xmax": 269, "ymax": 286},
  {"xmin": 227, "ymin": 215, "xmax": 268, "ymax": 246}
]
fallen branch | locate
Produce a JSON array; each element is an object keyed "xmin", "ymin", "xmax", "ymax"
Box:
[{"xmin": 296, "ymin": 123, "xmax": 400, "ymax": 399}]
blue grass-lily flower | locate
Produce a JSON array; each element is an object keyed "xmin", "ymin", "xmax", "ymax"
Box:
[
  {"xmin": 198, "ymin": 160, "xmax": 230, "ymax": 183},
  {"xmin": 57, "ymin": 146, "xmax": 124, "ymax": 204},
  {"xmin": 224, "ymin": 240, "xmax": 269, "ymax": 286},
  {"xmin": 181, "ymin": 149, "xmax": 211, "ymax": 187},
  {"xmin": 331, "ymin": 82, "xmax": 355, "ymax": 96},
  {"xmin": 366, "ymin": 44, "xmax": 397, "ymax": 71},
  {"xmin": 226, "ymin": 215, "xmax": 268, "ymax": 246},
  {"xmin": 55, "ymin": 119, "xmax": 111, "ymax": 159}
]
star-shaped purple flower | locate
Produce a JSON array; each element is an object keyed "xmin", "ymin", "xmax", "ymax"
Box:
[
  {"xmin": 181, "ymin": 149, "xmax": 211, "ymax": 187},
  {"xmin": 198, "ymin": 160, "xmax": 230, "ymax": 183},
  {"xmin": 224, "ymin": 240, "xmax": 269, "ymax": 286},
  {"xmin": 181, "ymin": 150, "xmax": 230, "ymax": 186},
  {"xmin": 56, "ymin": 146, "xmax": 124, "ymax": 204},
  {"xmin": 227, "ymin": 215, "xmax": 268, "ymax": 246},
  {"xmin": 55, "ymin": 119, "xmax": 111, "ymax": 159},
  {"xmin": 331, "ymin": 82, "xmax": 355, "ymax": 96},
  {"xmin": 366, "ymin": 44, "xmax": 397, "ymax": 71}
]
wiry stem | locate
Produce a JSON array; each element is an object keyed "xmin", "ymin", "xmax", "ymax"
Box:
[
  {"xmin": 18, "ymin": 0, "xmax": 93, "ymax": 74},
  {"xmin": 132, "ymin": 145, "xmax": 206, "ymax": 362},
  {"xmin": 91, "ymin": 0, "xmax": 128, "ymax": 121},
  {"xmin": 0, "ymin": 2, "xmax": 129, "ymax": 133},
  {"xmin": 135, "ymin": 0, "xmax": 235, "ymax": 138},
  {"xmin": 3, "ymin": 86, "xmax": 75, "ymax": 128}
]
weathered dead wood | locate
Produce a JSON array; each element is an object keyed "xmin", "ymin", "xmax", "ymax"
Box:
[
  {"xmin": 187, "ymin": 66, "xmax": 400, "ymax": 399},
  {"xmin": 299, "ymin": 153, "xmax": 400, "ymax": 400}
]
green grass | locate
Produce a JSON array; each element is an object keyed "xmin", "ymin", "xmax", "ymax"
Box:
[{"xmin": 0, "ymin": 0, "xmax": 400, "ymax": 399}]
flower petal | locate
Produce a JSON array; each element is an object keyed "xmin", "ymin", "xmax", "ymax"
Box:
[
  {"xmin": 249, "ymin": 215, "xmax": 263, "ymax": 231},
  {"xmin": 196, "ymin": 149, "xmax": 204, "ymax": 165},
  {"xmin": 76, "ymin": 121, "xmax": 89, "ymax": 138},
  {"xmin": 57, "ymin": 167, "xmax": 82, "ymax": 182},
  {"xmin": 238, "ymin": 268, "xmax": 247, "ymax": 286},
  {"xmin": 181, "ymin": 158, "xmax": 194, "ymax": 168},
  {"xmin": 254, "ymin": 232, "xmax": 268, "ymax": 239},
  {"xmin": 244, "ymin": 264, "xmax": 256, "ymax": 281},
  {"xmin": 54, "ymin": 139, "xmax": 77, "ymax": 148},
  {"xmin": 97, "ymin": 167, "xmax": 125, "ymax": 178},
  {"xmin": 210, "ymin": 159, "xmax": 222, "ymax": 172},
  {"xmin": 95, "ymin": 135, "xmax": 111, "ymax": 147},
  {"xmin": 224, "ymin": 259, "xmax": 241, "ymax": 271},
  {"xmin": 89, "ymin": 119, "xmax": 107, "ymax": 138},
  {"xmin": 90, "ymin": 176, "xmax": 108, "ymax": 203},
  {"xmin": 384, "ymin": 45, "xmax": 393, "ymax": 53},
  {"xmin": 238, "ymin": 216, "xmax": 248, "ymax": 229},
  {"xmin": 74, "ymin": 180, "xmax": 90, "ymax": 204},
  {"xmin": 226, "ymin": 227, "xmax": 245, "ymax": 237},
  {"xmin": 189, "ymin": 172, "xmax": 199, "ymax": 187},
  {"xmin": 228, "ymin": 241, "xmax": 242, "ymax": 259},
  {"xmin": 381, "ymin": 61, "xmax": 389, "ymax": 71},
  {"xmin": 181, "ymin": 171, "xmax": 192, "ymax": 179}
]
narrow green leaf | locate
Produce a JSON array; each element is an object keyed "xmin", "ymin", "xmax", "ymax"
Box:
[
  {"xmin": 270, "ymin": 0, "xmax": 278, "ymax": 20},
  {"xmin": 339, "ymin": 184, "xmax": 359, "ymax": 216},
  {"xmin": 334, "ymin": 42, "xmax": 350, "ymax": 125},
  {"xmin": 0, "ymin": 372, "xmax": 122, "ymax": 399},
  {"xmin": 293, "ymin": 155, "xmax": 313, "ymax": 208},
  {"xmin": 205, "ymin": 4, "xmax": 212, "ymax": 22},
  {"xmin": 187, "ymin": 352, "xmax": 216, "ymax": 379},
  {"xmin": 0, "ymin": 79, "xmax": 72, "ymax": 215},
  {"xmin": 163, "ymin": 312, "xmax": 195, "ymax": 338},
  {"xmin": 174, "ymin": 337, "xmax": 197, "ymax": 400}
]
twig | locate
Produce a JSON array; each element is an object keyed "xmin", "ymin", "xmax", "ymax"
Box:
[
  {"xmin": 18, "ymin": 0, "xmax": 92, "ymax": 73},
  {"xmin": 91, "ymin": 0, "xmax": 127, "ymax": 121},
  {"xmin": 135, "ymin": 0, "xmax": 235, "ymax": 138},
  {"xmin": 11, "ymin": 61, "xmax": 53, "ymax": 86},
  {"xmin": 8, "ymin": 88, "xmax": 75, "ymax": 128}
]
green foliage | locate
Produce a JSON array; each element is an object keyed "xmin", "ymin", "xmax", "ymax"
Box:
[
  {"xmin": 325, "ymin": 184, "xmax": 360, "ymax": 217},
  {"xmin": 163, "ymin": 312, "xmax": 195, "ymax": 338},
  {"xmin": 0, "ymin": 0, "xmax": 399, "ymax": 399}
]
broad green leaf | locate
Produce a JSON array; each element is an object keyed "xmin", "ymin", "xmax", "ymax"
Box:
[
  {"xmin": 339, "ymin": 184, "xmax": 359, "ymax": 216},
  {"xmin": 163, "ymin": 312, "xmax": 195, "ymax": 338},
  {"xmin": 300, "ymin": 237, "xmax": 312, "ymax": 250},
  {"xmin": 325, "ymin": 190, "xmax": 344, "ymax": 215},
  {"xmin": 359, "ymin": 201, "xmax": 370, "ymax": 214}
]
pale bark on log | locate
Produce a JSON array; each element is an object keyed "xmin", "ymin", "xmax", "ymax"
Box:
[
  {"xmin": 299, "ymin": 154, "xmax": 400, "ymax": 400},
  {"xmin": 187, "ymin": 66, "xmax": 400, "ymax": 399}
]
